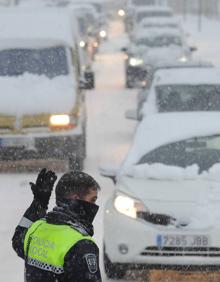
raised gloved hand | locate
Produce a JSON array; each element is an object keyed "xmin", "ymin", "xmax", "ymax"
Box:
[{"xmin": 30, "ymin": 168, "xmax": 57, "ymax": 209}]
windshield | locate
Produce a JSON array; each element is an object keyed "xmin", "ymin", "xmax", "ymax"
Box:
[
  {"xmin": 0, "ymin": 46, "xmax": 69, "ymax": 78},
  {"xmin": 156, "ymin": 85, "xmax": 220, "ymax": 112},
  {"xmin": 137, "ymin": 11, "xmax": 172, "ymax": 22},
  {"xmin": 138, "ymin": 135, "xmax": 220, "ymax": 173},
  {"xmin": 136, "ymin": 35, "xmax": 181, "ymax": 47},
  {"xmin": 142, "ymin": 23, "xmax": 178, "ymax": 28}
]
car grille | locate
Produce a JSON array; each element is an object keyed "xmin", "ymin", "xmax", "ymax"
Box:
[
  {"xmin": 0, "ymin": 114, "xmax": 50, "ymax": 133},
  {"xmin": 0, "ymin": 115, "xmax": 16, "ymax": 130},
  {"xmin": 22, "ymin": 114, "xmax": 50, "ymax": 128},
  {"xmin": 141, "ymin": 246, "xmax": 220, "ymax": 257}
]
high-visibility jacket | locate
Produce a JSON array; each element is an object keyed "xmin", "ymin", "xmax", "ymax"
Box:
[{"xmin": 24, "ymin": 219, "xmax": 94, "ymax": 274}]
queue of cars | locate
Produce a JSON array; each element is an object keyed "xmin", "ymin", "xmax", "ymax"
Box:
[
  {"xmin": 122, "ymin": 3, "xmax": 197, "ymax": 88},
  {"xmin": 100, "ymin": 2, "xmax": 220, "ymax": 280},
  {"xmin": 0, "ymin": 1, "xmax": 107, "ymax": 170}
]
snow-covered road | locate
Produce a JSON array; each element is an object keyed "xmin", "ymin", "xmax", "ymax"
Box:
[
  {"xmin": 2, "ymin": 15, "xmax": 220, "ymax": 282},
  {"xmin": 0, "ymin": 19, "xmax": 137, "ymax": 282}
]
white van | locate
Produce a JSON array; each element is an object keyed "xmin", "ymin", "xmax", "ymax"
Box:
[{"xmin": 0, "ymin": 8, "xmax": 89, "ymax": 169}]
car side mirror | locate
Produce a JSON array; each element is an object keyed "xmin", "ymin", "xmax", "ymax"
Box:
[
  {"xmin": 190, "ymin": 46, "xmax": 197, "ymax": 52},
  {"xmin": 125, "ymin": 109, "xmax": 138, "ymax": 120},
  {"xmin": 99, "ymin": 164, "xmax": 119, "ymax": 184}
]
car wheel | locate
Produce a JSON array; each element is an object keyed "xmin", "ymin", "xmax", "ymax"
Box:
[
  {"xmin": 126, "ymin": 79, "xmax": 133, "ymax": 88},
  {"xmin": 104, "ymin": 246, "xmax": 127, "ymax": 279}
]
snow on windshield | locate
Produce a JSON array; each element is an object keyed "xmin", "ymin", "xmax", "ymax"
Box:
[
  {"xmin": 126, "ymin": 163, "xmax": 200, "ymax": 180},
  {"xmin": 125, "ymin": 135, "xmax": 220, "ymax": 179},
  {"xmin": 156, "ymin": 85, "xmax": 220, "ymax": 112},
  {"xmin": 0, "ymin": 46, "xmax": 69, "ymax": 78}
]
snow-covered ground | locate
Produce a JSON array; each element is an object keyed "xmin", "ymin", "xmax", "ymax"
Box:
[{"xmin": 1, "ymin": 14, "xmax": 220, "ymax": 282}]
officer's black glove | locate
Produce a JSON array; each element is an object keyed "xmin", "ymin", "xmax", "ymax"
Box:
[{"xmin": 30, "ymin": 168, "xmax": 57, "ymax": 209}]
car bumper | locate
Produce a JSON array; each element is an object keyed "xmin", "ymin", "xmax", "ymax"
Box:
[
  {"xmin": 126, "ymin": 66, "xmax": 147, "ymax": 86},
  {"xmin": 0, "ymin": 125, "xmax": 83, "ymax": 161},
  {"xmin": 104, "ymin": 198, "xmax": 220, "ymax": 268}
]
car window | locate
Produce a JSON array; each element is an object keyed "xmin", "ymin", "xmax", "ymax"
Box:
[
  {"xmin": 156, "ymin": 85, "xmax": 220, "ymax": 112},
  {"xmin": 142, "ymin": 23, "xmax": 178, "ymax": 28},
  {"xmin": 0, "ymin": 46, "xmax": 69, "ymax": 78},
  {"xmin": 132, "ymin": 0, "xmax": 156, "ymax": 5},
  {"xmin": 137, "ymin": 11, "xmax": 172, "ymax": 22},
  {"xmin": 137, "ymin": 135, "xmax": 220, "ymax": 173},
  {"xmin": 136, "ymin": 35, "xmax": 181, "ymax": 47}
]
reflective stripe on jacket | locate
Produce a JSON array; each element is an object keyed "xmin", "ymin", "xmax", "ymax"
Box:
[{"xmin": 24, "ymin": 219, "xmax": 94, "ymax": 274}]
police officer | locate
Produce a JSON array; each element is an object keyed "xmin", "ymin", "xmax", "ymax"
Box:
[{"xmin": 12, "ymin": 168, "xmax": 102, "ymax": 282}]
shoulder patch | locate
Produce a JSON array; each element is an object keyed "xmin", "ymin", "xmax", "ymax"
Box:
[{"xmin": 85, "ymin": 253, "xmax": 98, "ymax": 273}]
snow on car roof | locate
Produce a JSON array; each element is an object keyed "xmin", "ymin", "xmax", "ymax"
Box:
[
  {"xmin": 0, "ymin": 8, "xmax": 75, "ymax": 48},
  {"xmin": 154, "ymin": 67, "xmax": 220, "ymax": 86},
  {"xmin": 121, "ymin": 112, "xmax": 220, "ymax": 172},
  {"xmin": 135, "ymin": 27, "xmax": 181, "ymax": 40},
  {"xmin": 68, "ymin": 2, "xmax": 98, "ymax": 15},
  {"xmin": 135, "ymin": 5, "xmax": 173, "ymax": 12}
]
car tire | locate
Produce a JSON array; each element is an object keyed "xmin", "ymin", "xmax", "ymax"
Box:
[
  {"xmin": 126, "ymin": 79, "xmax": 133, "ymax": 88},
  {"xmin": 104, "ymin": 246, "xmax": 127, "ymax": 280}
]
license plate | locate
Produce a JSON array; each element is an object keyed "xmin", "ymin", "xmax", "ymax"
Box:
[
  {"xmin": 0, "ymin": 137, "xmax": 35, "ymax": 148},
  {"xmin": 156, "ymin": 234, "xmax": 210, "ymax": 247}
]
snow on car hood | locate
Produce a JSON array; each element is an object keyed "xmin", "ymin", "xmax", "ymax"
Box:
[
  {"xmin": 118, "ymin": 174, "xmax": 220, "ymax": 229},
  {"xmin": 0, "ymin": 73, "xmax": 76, "ymax": 116}
]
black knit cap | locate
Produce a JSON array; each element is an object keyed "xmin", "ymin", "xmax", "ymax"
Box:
[{"xmin": 55, "ymin": 170, "xmax": 101, "ymax": 199}]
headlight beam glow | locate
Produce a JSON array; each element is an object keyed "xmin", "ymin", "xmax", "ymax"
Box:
[{"xmin": 50, "ymin": 114, "xmax": 70, "ymax": 126}]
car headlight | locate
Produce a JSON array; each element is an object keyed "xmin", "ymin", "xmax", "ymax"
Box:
[
  {"xmin": 179, "ymin": 55, "xmax": 188, "ymax": 62},
  {"xmin": 99, "ymin": 30, "xmax": 107, "ymax": 38},
  {"xmin": 118, "ymin": 9, "xmax": 125, "ymax": 17},
  {"xmin": 129, "ymin": 57, "xmax": 143, "ymax": 67},
  {"xmin": 114, "ymin": 192, "xmax": 149, "ymax": 219},
  {"xmin": 79, "ymin": 41, "xmax": 86, "ymax": 48},
  {"xmin": 50, "ymin": 114, "xmax": 70, "ymax": 126}
]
